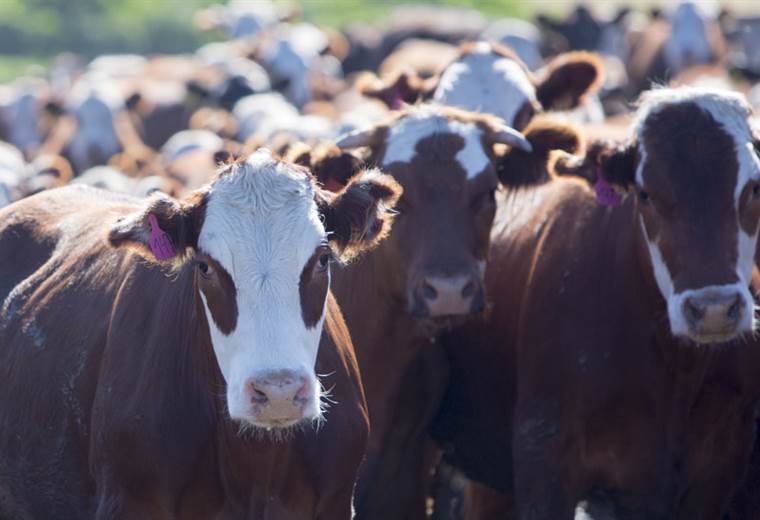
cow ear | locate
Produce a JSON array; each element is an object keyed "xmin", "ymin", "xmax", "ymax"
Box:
[
  {"xmin": 496, "ymin": 117, "xmax": 584, "ymax": 188},
  {"xmin": 553, "ymin": 139, "xmax": 637, "ymax": 189},
  {"xmin": 317, "ymin": 169, "xmax": 402, "ymax": 262},
  {"xmin": 356, "ymin": 69, "xmax": 435, "ymax": 109},
  {"xmin": 312, "ymin": 142, "xmax": 364, "ymax": 192},
  {"xmin": 536, "ymin": 51, "xmax": 604, "ymax": 111},
  {"xmin": 125, "ymin": 92, "xmax": 142, "ymax": 112},
  {"xmin": 108, "ymin": 191, "xmax": 206, "ymax": 265}
]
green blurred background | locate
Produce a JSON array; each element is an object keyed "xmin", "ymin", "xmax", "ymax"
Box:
[
  {"xmin": 0, "ymin": 0, "xmax": 528, "ymax": 81},
  {"xmin": 3, "ymin": 0, "xmax": 756, "ymax": 82}
]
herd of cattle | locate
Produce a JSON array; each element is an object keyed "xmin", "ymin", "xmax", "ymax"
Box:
[{"xmin": 4, "ymin": 1, "xmax": 760, "ymax": 518}]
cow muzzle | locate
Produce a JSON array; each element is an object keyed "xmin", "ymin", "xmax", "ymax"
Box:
[
  {"xmin": 239, "ymin": 369, "xmax": 318, "ymax": 428},
  {"xmin": 671, "ymin": 285, "xmax": 754, "ymax": 344},
  {"xmin": 409, "ymin": 272, "xmax": 485, "ymax": 318}
]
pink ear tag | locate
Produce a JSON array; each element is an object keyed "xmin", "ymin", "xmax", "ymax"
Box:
[
  {"xmin": 390, "ymin": 88, "xmax": 403, "ymax": 110},
  {"xmin": 148, "ymin": 214, "xmax": 177, "ymax": 260},
  {"xmin": 594, "ymin": 169, "xmax": 620, "ymax": 207}
]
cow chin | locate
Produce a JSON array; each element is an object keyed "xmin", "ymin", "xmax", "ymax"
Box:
[{"xmin": 667, "ymin": 284, "xmax": 756, "ymax": 345}]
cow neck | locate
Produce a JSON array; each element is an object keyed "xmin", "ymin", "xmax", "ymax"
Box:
[{"xmin": 330, "ymin": 251, "xmax": 433, "ymax": 425}]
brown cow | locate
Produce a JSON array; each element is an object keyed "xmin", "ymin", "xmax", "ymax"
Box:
[
  {"xmin": 0, "ymin": 149, "xmax": 401, "ymax": 518},
  {"xmin": 305, "ymin": 105, "xmax": 582, "ymax": 519},
  {"xmin": 432, "ymin": 86, "xmax": 760, "ymax": 519},
  {"xmin": 358, "ymin": 41, "xmax": 603, "ymax": 130}
]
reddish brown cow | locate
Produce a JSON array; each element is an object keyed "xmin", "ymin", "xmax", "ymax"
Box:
[
  {"xmin": 432, "ymin": 87, "xmax": 760, "ymax": 519},
  {"xmin": 303, "ymin": 105, "xmax": 582, "ymax": 519},
  {"xmin": 0, "ymin": 150, "xmax": 401, "ymax": 518},
  {"xmin": 358, "ymin": 41, "xmax": 603, "ymax": 130}
]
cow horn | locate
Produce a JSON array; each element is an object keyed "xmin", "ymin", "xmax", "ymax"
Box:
[
  {"xmin": 335, "ymin": 127, "xmax": 378, "ymax": 149},
  {"xmin": 491, "ymin": 125, "xmax": 532, "ymax": 152}
]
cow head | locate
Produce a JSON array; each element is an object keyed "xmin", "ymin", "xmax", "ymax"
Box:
[
  {"xmin": 327, "ymin": 105, "xmax": 577, "ymax": 324},
  {"xmin": 358, "ymin": 42, "xmax": 603, "ymax": 131},
  {"xmin": 109, "ymin": 149, "xmax": 400, "ymax": 431},
  {"xmin": 558, "ymin": 88, "xmax": 760, "ymax": 344}
]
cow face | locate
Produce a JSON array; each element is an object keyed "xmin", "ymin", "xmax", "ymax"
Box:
[
  {"xmin": 358, "ymin": 42, "xmax": 603, "ymax": 131},
  {"xmin": 332, "ymin": 105, "xmax": 535, "ymax": 322},
  {"xmin": 563, "ymin": 88, "xmax": 760, "ymax": 344},
  {"xmin": 109, "ymin": 149, "xmax": 400, "ymax": 431}
]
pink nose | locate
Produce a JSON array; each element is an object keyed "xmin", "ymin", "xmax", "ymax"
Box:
[
  {"xmin": 682, "ymin": 291, "xmax": 744, "ymax": 338},
  {"xmin": 244, "ymin": 370, "xmax": 311, "ymax": 425}
]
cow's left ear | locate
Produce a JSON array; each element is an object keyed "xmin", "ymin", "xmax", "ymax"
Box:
[
  {"xmin": 316, "ymin": 169, "xmax": 402, "ymax": 262},
  {"xmin": 108, "ymin": 191, "xmax": 206, "ymax": 266},
  {"xmin": 293, "ymin": 142, "xmax": 364, "ymax": 193},
  {"xmin": 356, "ymin": 69, "xmax": 435, "ymax": 109},
  {"xmin": 495, "ymin": 117, "xmax": 583, "ymax": 188},
  {"xmin": 535, "ymin": 51, "xmax": 604, "ymax": 111}
]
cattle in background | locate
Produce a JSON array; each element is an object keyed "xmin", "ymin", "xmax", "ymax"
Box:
[
  {"xmin": 0, "ymin": 149, "xmax": 402, "ymax": 518},
  {"xmin": 482, "ymin": 18, "xmax": 546, "ymax": 71},
  {"xmin": 358, "ymin": 41, "xmax": 604, "ymax": 129},
  {"xmin": 432, "ymin": 87, "xmax": 760, "ymax": 519},
  {"xmin": 0, "ymin": 77, "xmax": 62, "ymax": 158},
  {"xmin": 307, "ymin": 105, "xmax": 583, "ymax": 519},
  {"xmin": 38, "ymin": 75, "xmax": 151, "ymax": 174},
  {"xmin": 536, "ymin": 5, "xmax": 631, "ymax": 58},
  {"xmin": 626, "ymin": 2, "xmax": 726, "ymax": 96}
]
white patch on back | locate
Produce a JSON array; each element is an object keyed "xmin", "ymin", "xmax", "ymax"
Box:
[
  {"xmin": 433, "ymin": 43, "xmax": 536, "ymax": 126},
  {"xmin": 383, "ymin": 105, "xmax": 489, "ymax": 179},
  {"xmin": 198, "ymin": 149, "xmax": 324, "ymax": 421}
]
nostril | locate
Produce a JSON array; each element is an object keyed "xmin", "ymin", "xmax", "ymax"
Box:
[
  {"xmin": 422, "ymin": 281, "xmax": 438, "ymax": 300},
  {"xmin": 293, "ymin": 378, "xmax": 310, "ymax": 405},
  {"xmin": 461, "ymin": 280, "xmax": 475, "ymax": 298},
  {"xmin": 684, "ymin": 299, "xmax": 705, "ymax": 324},
  {"xmin": 727, "ymin": 298, "xmax": 742, "ymax": 321},
  {"xmin": 250, "ymin": 387, "xmax": 268, "ymax": 404}
]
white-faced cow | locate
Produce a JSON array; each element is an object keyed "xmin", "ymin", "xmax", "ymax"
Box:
[
  {"xmin": 432, "ymin": 87, "xmax": 760, "ymax": 519},
  {"xmin": 0, "ymin": 149, "xmax": 401, "ymax": 518},
  {"xmin": 358, "ymin": 41, "xmax": 604, "ymax": 130}
]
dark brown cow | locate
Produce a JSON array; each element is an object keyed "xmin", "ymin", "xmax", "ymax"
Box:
[
  {"xmin": 432, "ymin": 87, "xmax": 760, "ymax": 519},
  {"xmin": 0, "ymin": 149, "xmax": 401, "ymax": 518},
  {"xmin": 358, "ymin": 41, "xmax": 603, "ymax": 130},
  {"xmin": 305, "ymin": 105, "xmax": 582, "ymax": 519}
]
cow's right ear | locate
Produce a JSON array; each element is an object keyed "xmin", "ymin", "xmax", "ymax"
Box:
[
  {"xmin": 553, "ymin": 139, "xmax": 637, "ymax": 189},
  {"xmin": 356, "ymin": 69, "xmax": 435, "ymax": 109},
  {"xmin": 108, "ymin": 191, "xmax": 206, "ymax": 266},
  {"xmin": 316, "ymin": 169, "xmax": 402, "ymax": 262}
]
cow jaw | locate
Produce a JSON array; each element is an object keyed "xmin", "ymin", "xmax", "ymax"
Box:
[{"xmin": 198, "ymin": 150, "xmax": 326, "ymax": 431}]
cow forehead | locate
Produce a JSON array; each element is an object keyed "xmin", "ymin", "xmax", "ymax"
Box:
[
  {"xmin": 433, "ymin": 44, "xmax": 536, "ymax": 125},
  {"xmin": 199, "ymin": 150, "xmax": 325, "ymax": 278},
  {"xmin": 383, "ymin": 107, "xmax": 490, "ymax": 180},
  {"xmin": 635, "ymin": 88, "xmax": 758, "ymax": 203}
]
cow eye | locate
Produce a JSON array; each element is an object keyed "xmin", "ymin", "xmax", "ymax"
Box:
[
  {"xmin": 315, "ymin": 248, "xmax": 332, "ymax": 273},
  {"xmin": 197, "ymin": 260, "xmax": 214, "ymax": 278}
]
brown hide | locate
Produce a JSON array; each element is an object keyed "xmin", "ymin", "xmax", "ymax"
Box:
[{"xmin": 0, "ymin": 186, "xmax": 368, "ymax": 519}]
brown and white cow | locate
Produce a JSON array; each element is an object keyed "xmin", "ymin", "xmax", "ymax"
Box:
[
  {"xmin": 305, "ymin": 104, "xmax": 582, "ymax": 519},
  {"xmin": 0, "ymin": 149, "xmax": 400, "ymax": 518},
  {"xmin": 432, "ymin": 87, "xmax": 760, "ymax": 519},
  {"xmin": 358, "ymin": 41, "xmax": 603, "ymax": 130}
]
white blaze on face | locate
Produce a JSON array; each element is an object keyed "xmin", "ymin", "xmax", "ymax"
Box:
[
  {"xmin": 634, "ymin": 88, "xmax": 760, "ymax": 339},
  {"xmin": 198, "ymin": 149, "xmax": 325, "ymax": 422},
  {"xmin": 433, "ymin": 42, "xmax": 537, "ymax": 127},
  {"xmin": 383, "ymin": 105, "xmax": 489, "ymax": 179}
]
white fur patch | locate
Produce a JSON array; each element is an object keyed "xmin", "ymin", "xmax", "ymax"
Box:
[
  {"xmin": 432, "ymin": 44, "xmax": 536, "ymax": 126},
  {"xmin": 198, "ymin": 149, "xmax": 324, "ymax": 424},
  {"xmin": 383, "ymin": 105, "xmax": 489, "ymax": 179}
]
